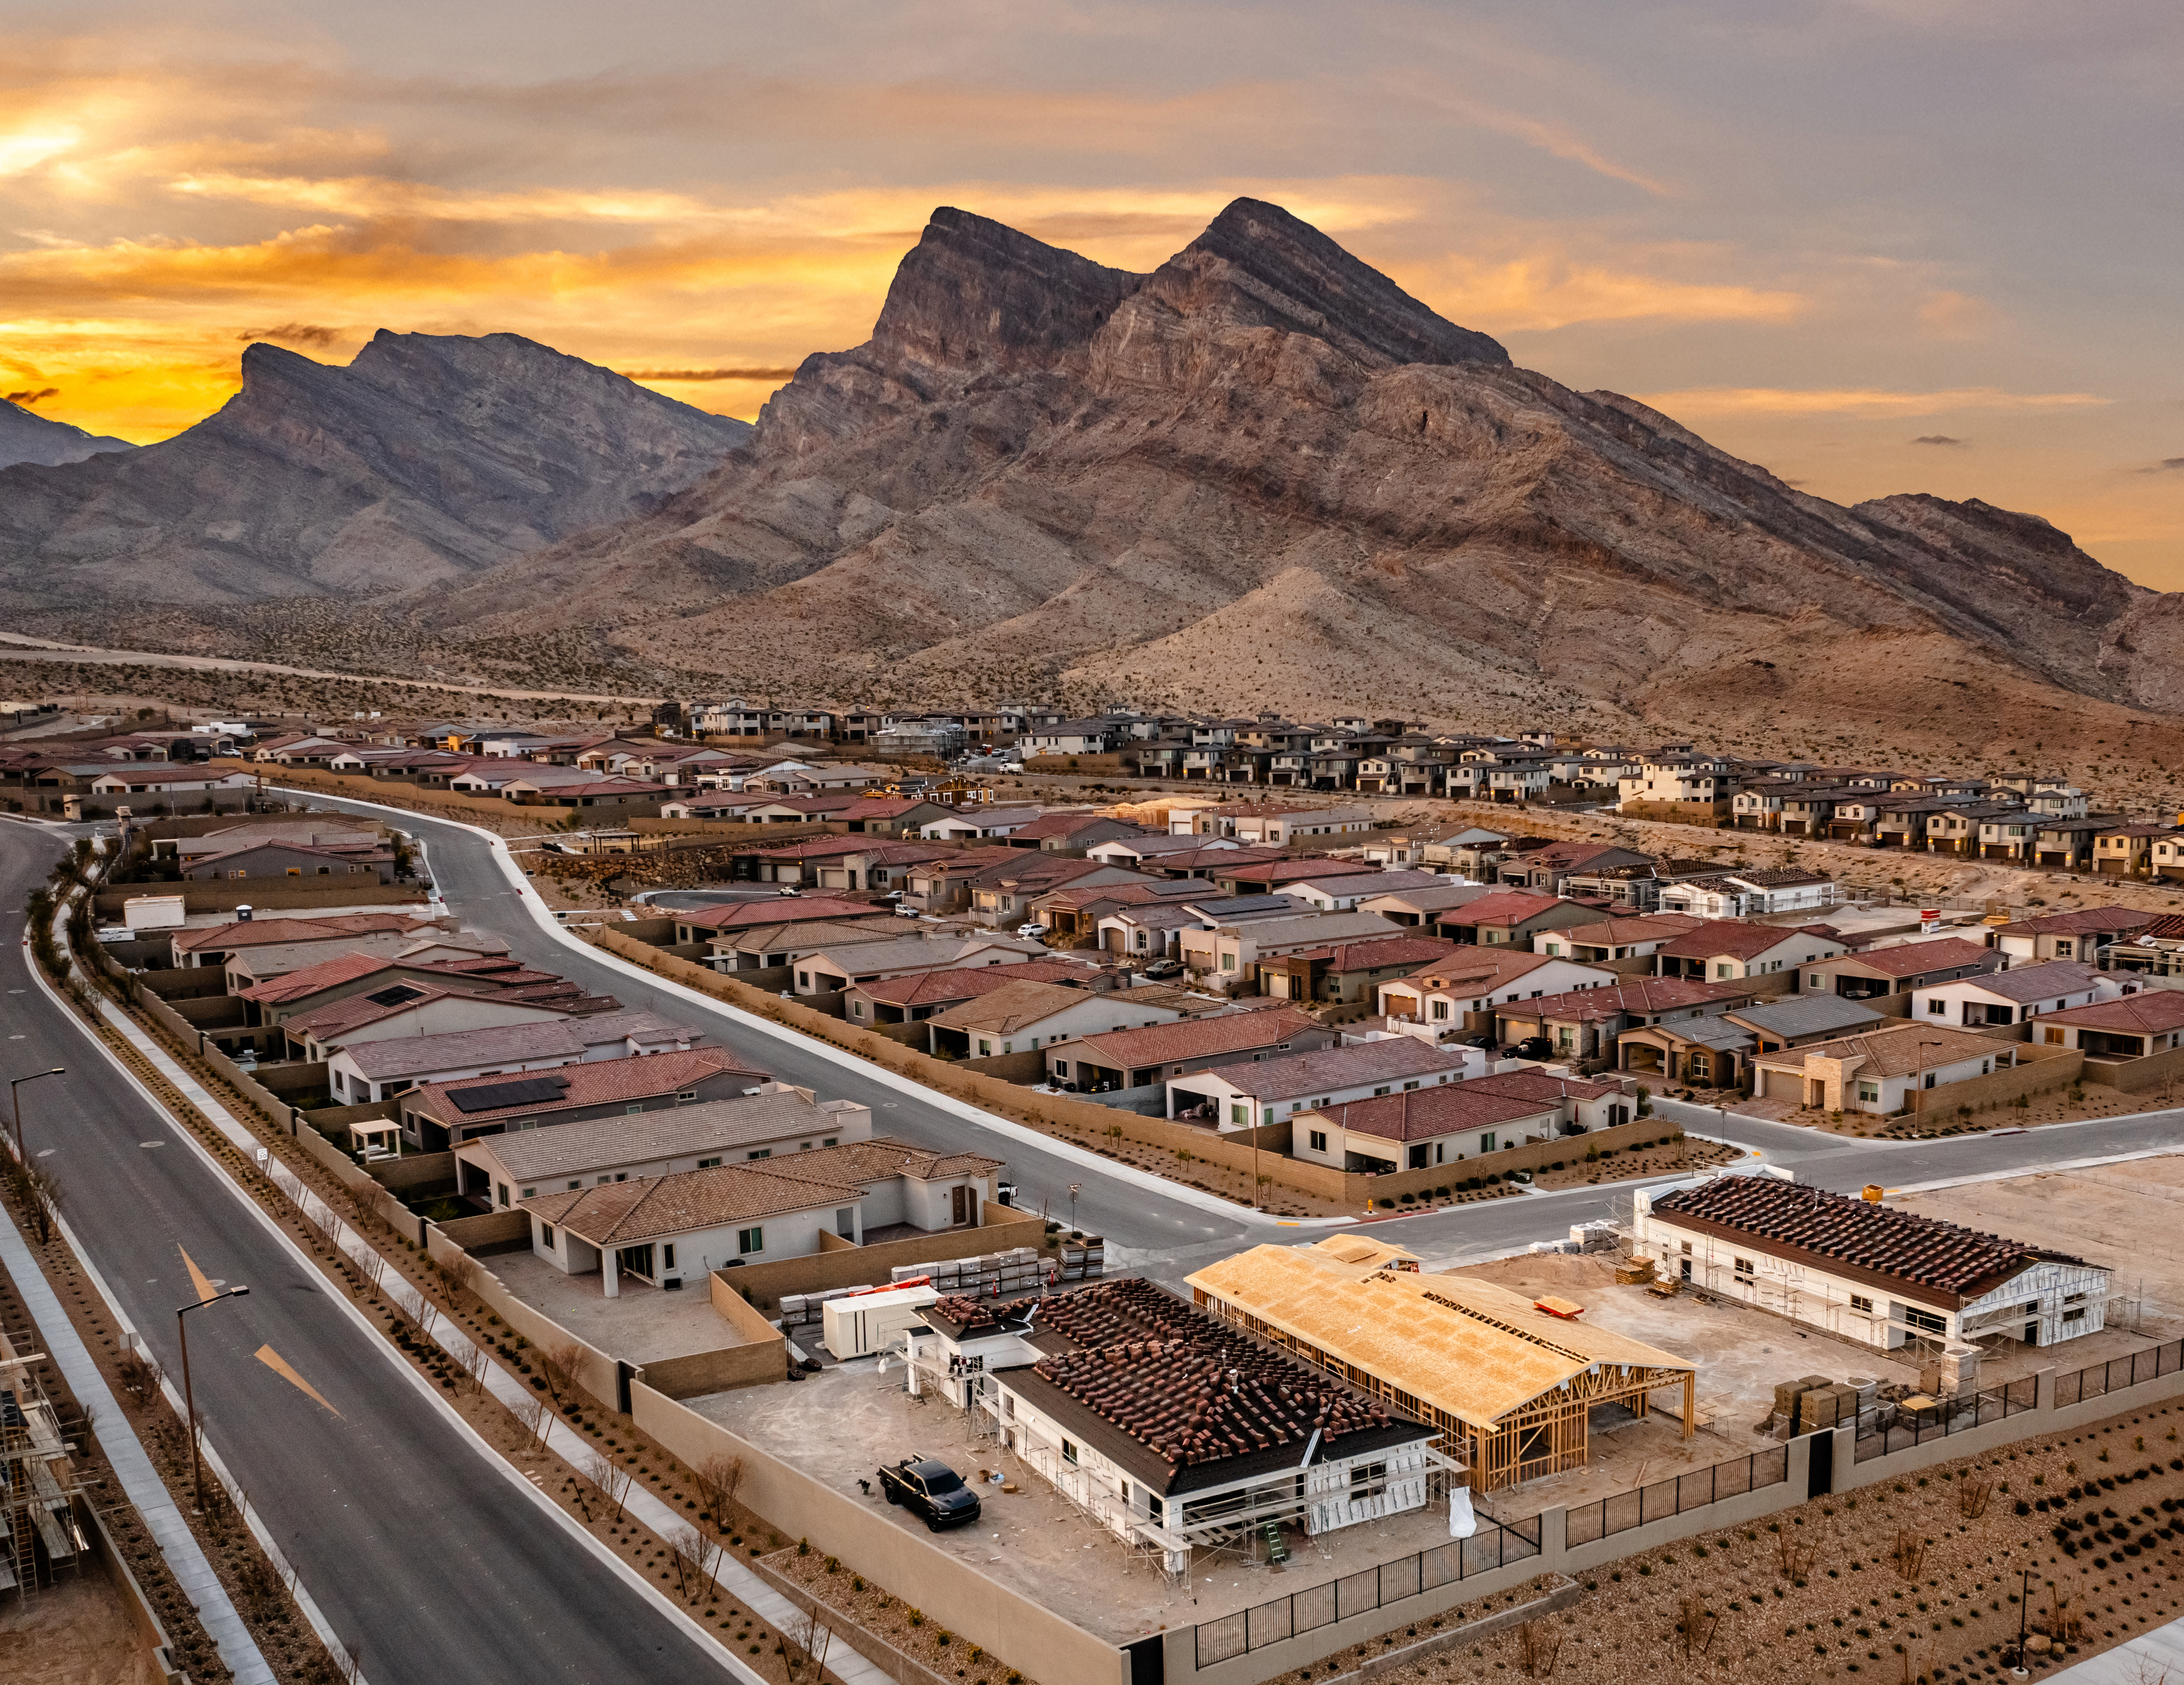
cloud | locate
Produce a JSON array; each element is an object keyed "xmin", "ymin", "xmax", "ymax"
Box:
[
  {"xmin": 5, "ymin": 387, "xmax": 59, "ymax": 405},
  {"xmin": 1911, "ymin": 434, "xmax": 1967, "ymax": 446},
  {"xmin": 1636, "ymin": 387, "xmax": 2111, "ymax": 419},
  {"xmin": 2140, "ymin": 458, "xmax": 2184, "ymax": 474},
  {"xmin": 618, "ymin": 366, "xmax": 799, "ymax": 382},
  {"xmin": 238, "ymin": 322, "xmax": 341, "ymax": 346}
]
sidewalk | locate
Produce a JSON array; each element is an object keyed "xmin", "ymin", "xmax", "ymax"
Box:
[
  {"xmin": 0, "ymin": 1153, "xmax": 275, "ymax": 1684},
  {"xmin": 2049, "ymin": 1617, "xmax": 2184, "ymax": 1681}
]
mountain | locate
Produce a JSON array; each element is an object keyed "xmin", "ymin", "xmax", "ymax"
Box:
[
  {"xmin": 0, "ymin": 332, "xmax": 750, "ymax": 605},
  {"xmin": 0, "ymin": 399, "xmax": 135, "ymax": 470},
  {"xmin": 409, "ymin": 198, "xmax": 2180, "ymax": 748}
]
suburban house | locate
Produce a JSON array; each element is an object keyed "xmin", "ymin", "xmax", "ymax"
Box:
[
  {"xmin": 1030, "ymin": 877, "xmax": 1219, "ymax": 946},
  {"xmin": 1656, "ymin": 869, "xmax": 1839, "ymax": 920},
  {"xmin": 1189, "ymin": 805, "xmax": 1373, "ymax": 844},
  {"xmin": 455, "ymin": 1085, "xmax": 872, "ymax": 1210},
  {"xmin": 1717, "ymin": 996, "xmax": 1888, "ymax": 1053},
  {"xmin": 1911, "ymin": 959, "xmax": 2121, "ymax": 1028},
  {"xmin": 1494, "ymin": 976, "xmax": 1758, "ymax": 1066},
  {"xmin": 1252, "ymin": 935, "xmax": 1458, "ymax": 1004},
  {"xmin": 898, "ymin": 848, "xmax": 1020, "ymax": 914},
  {"xmin": 233, "ymin": 950, "xmax": 592, "ymax": 1028},
  {"xmin": 967, "ymin": 856, "xmax": 1149, "ymax": 927},
  {"xmin": 916, "ymin": 805, "xmax": 1046, "ymax": 842},
  {"xmin": 791, "ymin": 934, "xmax": 1048, "ymax": 995},
  {"xmin": 843, "ymin": 957, "xmax": 1103, "ymax": 1026},
  {"xmin": 1042, "ymin": 1008, "xmax": 1338, "ymax": 1099},
  {"xmin": 2030, "ymin": 991, "xmax": 2184, "ymax": 1064},
  {"xmin": 924, "ymin": 978, "xmax": 1189, "ymax": 1060},
  {"xmin": 1531, "ymin": 912, "xmax": 1703, "ymax": 964},
  {"xmin": 1281, "ymin": 869, "xmax": 1449, "ymax": 912},
  {"xmin": 1375, "ymin": 950, "xmax": 1619, "ymax": 1028},
  {"xmin": 1288, "ymin": 1081, "xmax": 1563, "ymax": 1173},
  {"xmin": 1187, "ymin": 1243, "xmax": 1694, "ymax": 1493},
  {"xmin": 906, "ymin": 1276, "xmax": 1440, "ymax": 1576},
  {"xmin": 1456, "ymin": 1067, "xmax": 1639, "ymax": 1132},
  {"xmin": 701, "ymin": 917, "xmax": 907, "ymax": 975},
  {"xmin": 1798, "ymin": 936, "xmax": 2002, "ymax": 1000},
  {"xmin": 1000, "ymin": 813, "xmax": 1149, "ymax": 853},
  {"xmin": 1747, "ymin": 1022, "xmax": 2012, "ymax": 1114},
  {"xmin": 1435, "ymin": 891, "xmax": 1600, "ymax": 948},
  {"xmin": 169, "ymin": 911, "xmax": 447, "ymax": 970},
  {"xmin": 280, "ymin": 985, "xmax": 585, "ymax": 1062},
  {"xmin": 1179, "ymin": 910, "xmax": 1403, "ymax": 984},
  {"xmin": 520, "ymin": 1139, "xmax": 1004, "ymax": 1296},
  {"xmin": 399, "ymin": 1046, "xmax": 773, "ymax": 1150},
  {"xmin": 324, "ymin": 1010, "xmax": 699, "ymax": 1106},
  {"xmin": 1170, "ymin": 1037, "xmax": 1473, "ymax": 1130},
  {"xmin": 738, "ymin": 837, "xmax": 950, "ymax": 891},
  {"xmin": 1650, "ymin": 920, "xmax": 1848, "ymax": 982},
  {"xmin": 178, "ymin": 838, "xmax": 396, "ymax": 884},
  {"xmin": 1493, "ymin": 842, "xmax": 1654, "ymax": 894},
  {"xmin": 1360, "ymin": 882, "xmax": 1492, "ymax": 927},
  {"xmin": 670, "ymin": 897, "xmax": 878, "ymax": 946},
  {"xmin": 1634, "ymin": 1177, "xmax": 2107, "ymax": 1354},
  {"xmin": 2094, "ymin": 823, "xmax": 2184, "ymax": 877},
  {"xmin": 1985, "ymin": 907, "xmax": 2158, "ymax": 965}
]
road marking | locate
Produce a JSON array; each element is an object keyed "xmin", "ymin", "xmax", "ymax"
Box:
[
  {"xmin": 180, "ymin": 1245, "xmax": 218, "ymax": 1305},
  {"xmin": 140, "ymin": 1140, "xmax": 165, "ymax": 1149},
  {"xmin": 254, "ymin": 1345, "xmax": 341, "ymax": 1417}
]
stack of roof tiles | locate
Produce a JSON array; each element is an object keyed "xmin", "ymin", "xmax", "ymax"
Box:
[
  {"xmin": 1026, "ymin": 1278, "xmax": 1393, "ymax": 1470},
  {"xmin": 1650, "ymin": 1177, "xmax": 2084, "ymax": 1298}
]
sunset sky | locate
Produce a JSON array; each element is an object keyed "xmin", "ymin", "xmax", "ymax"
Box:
[{"xmin": 4, "ymin": 1, "xmax": 2180, "ymax": 583}]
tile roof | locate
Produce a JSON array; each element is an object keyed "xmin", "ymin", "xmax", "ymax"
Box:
[
  {"xmin": 339, "ymin": 1010, "xmax": 694, "ymax": 1080},
  {"xmin": 1831, "ymin": 936, "xmax": 1996, "ymax": 977},
  {"xmin": 1273, "ymin": 936, "xmax": 1459, "ymax": 972},
  {"xmin": 408, "ymin": 1048, "xmax": 767, "ymax": 1126},
  {"xmin": 1752, "ymin": 1022, "xmax": 2002, "ymax": 1077},
  {"xmin": 926, "ymin": 978, "xmax": 1130, "ymax": 1035},
  {"xmin": 1217, "ymin": 858, "xmax": 1383, "ymax": 886},
  {"xmin": 234, "ymin": 949, "xmax": 414, "ymax": 1005},
  {"xmin": 1722, "ymin": 996, "xmax": 1887, "ymax": 1042},
  {"xmin": 1994, "ymin": 907, "xmax": 2159, "ymax": 938},
  {"xmin": 1206, "ymin": 1037, "xmax": 1469, "ymax": 1101},
  {"xmin": 1007, "ymin": 813, "xmax": 1146, "ymax": 841},
  {"xmin": 172, "ymin": 912, "xmax": 434, "ymax": 953},
  {"xmin": 1435, "ymin": 890, "xmax": 1566, "ymax": 927},
  {"xmin": 1943, "ymin": 959, "xmax": 2107, "ymax": 1004},
  {"xmin": 674, "ymin": 897, "xmax": 878, "ymax": 932},
  {"xmin": 1459, "ymin": 1068, "xmax": 1630, "ymax": 1105},
  {"xmin": 802, "ymin": 935, "xmax": 1048, "ymax": 976},
  {"xmin": 926, "ymin": 1277, "xmax": 1429, "ymax": 1497},
  {"xmin": 473, "ymin": 1088, "xmax": 850, "ymax": 1180},
  {"xmin": 1387, "ymin": 949, "xmax": 1563, "ymax": 993},
  {"xmin": 1549, "ymin": 913, "xmax": 1706, "ymax": 947},
  {"xmin": 851, "ymin": 958, "xmax": 1097, "ymax": 1008},
  {"xmin": 1321, "ymin": 1082, "xmax": 1560, "ymax": 1144},
  {"xmin": 1061, "ymin": 1008, "xmax": 1324, "ymax": 1071},
  {"xmin": 2036, "ymin": 991, "xmax": 2184, "ymax": 1036},
  {"xmin": 1654, "ymin": 920, "xmax": 1844, "ymax": 962},
  {"xmin": 1502, "ymin": 976, "xmax": 1750, "ymax": 1023},
  {"xmin": 1648, "ymin": 1176, "xmax": 2091, "ymax": 1308},
  {"xmin": 284, "ymin": 984, "xmax": 562, "ymax": 1043}
]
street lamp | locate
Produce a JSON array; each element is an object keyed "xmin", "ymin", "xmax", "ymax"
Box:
[
  {"xmin": 2010, "ymin": 1568, "xmax": 2032, "ymax": 1677},
  {"xmin": 8, "ymin": 1067, "xmax": 64, "ymax": 1158},
  {"xmin": 177, "ymin": 1285, "xmax": 250, "ymax": 1513}
]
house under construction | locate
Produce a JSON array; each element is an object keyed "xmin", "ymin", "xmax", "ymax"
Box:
[
  {"xmin": 3, "ymin": 1327, "xmax": 87, "ymax": 1595},
  {"xmin": 1186, "ymin": 1236, "xmax": 1698, "ymax": 1493}
]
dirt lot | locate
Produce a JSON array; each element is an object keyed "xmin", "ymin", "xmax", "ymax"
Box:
[
  {"xmin": 0, "ymin": 1566, "xmax": 165, "ymax": 1685},
  {"xmin": 1316, "ymin": 1401, "xmax": 2184, "ymax": 1684}
]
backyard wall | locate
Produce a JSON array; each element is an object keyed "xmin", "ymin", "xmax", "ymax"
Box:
[
  {"xmin": 717, "ymin": 1205, "xmax": 1047, "ymax": 1311},
  {"xmin": 1907, "ymin": 1041, "xmax": 2082, "ymax": 1113},
  {"xmin": 2082, "ymin": 1041, "xmax": 2184, "ymax": 1094}
]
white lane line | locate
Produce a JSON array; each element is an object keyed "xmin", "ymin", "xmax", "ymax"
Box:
[{"xmin": 28, "ymin": 912, "xmax": 777, "ymax": 1685}]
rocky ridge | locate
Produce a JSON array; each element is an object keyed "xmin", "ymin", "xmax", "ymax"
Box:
[{"xmin": 0, "ymin": 398, "xmax": 135, "ymax": 470}]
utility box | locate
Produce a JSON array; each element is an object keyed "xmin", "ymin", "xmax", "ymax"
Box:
[
  {"xmin": 123, "ymin": 894, "xmax": 187, "ymax": 931},
  {"xmin": 823, "ymin": 1285, "xmax": 940, "ymax": 1361}
]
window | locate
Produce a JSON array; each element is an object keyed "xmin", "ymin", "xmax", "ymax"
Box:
[
  {"xmin": 1714, "ymin": 962, "xmax": 1732, "ymax": 979},
  {"xmin": 1926, "ymin": 998, "xmax": 1945, "ymax": 1015},
  {"xmin": 1308, "ymin": 1129, "xmax": 1328, "ymax": 1153},
  {"xmin": 521, "ymin": 1186, "xmax": 536, "ymax": 1200},
  {"xmin": 567, "ymin": 1180, "xmax": 581, "ymax": 1190},
  {"xmin": 1230, "ymin": 1102, "xmax": 1249, "ymax": 1126},
  {"xmin": 540, "ymin": 1224, "xmax": 555, "ymax": 1248},
  {"xmin": 662, "ymin": 1244, "xmax": 676, "ymax": 1270},
  {"xmin": 737, "ymin": 1227, "xmax": 764, "ymax": 1255},
  {"xmin": 1679, "ymin": 1241, "xmax": 1693, "ymax": 1256},
  {"xmin": 1062, "ymin": 1438, "xmax": 1079, "ymax": 1465},
  {"xmin": 624, "ymin": 1103, "xmax": 644, "ymax": 1115},
  {"xmin": 1480, "ymin": 1132, "xmax": 1496, "ymax": 1153},
  {"xmin": 496, "ymin": 1183, "xmax": 509, "ymax": 1207},
  {"xmin": 823, "ymin": 1136, "xmax": 837, "ymax": 1148},
  {"xmin": 1733, "ymin": 1256, "xmax": 1754, "ymax": 1282},
  {"xmin": 677, "ymin": 1090, "xmax": 697, "ymax": 1102},
  {"xmin": 1350, "ymin": 1462, "xmax": 1389, "ymax": 1500},
  {"xmin": 797, "ymin": 972, "xmax": 812, "ymax": 988},
  {"xmin": 2063, "ymin": 1308, "xmax": 2085, "ymax": 1324},
  {"xmin": 1430, "ymin": 1000, "xmax": 1449, "ymax": 1021},
  {"xmin": 1849, "ymin": 1294, "xmax": 1874, "ymax": 1314},
  {"xmin": 978, "ymin": 1039, "xmax": 992, "ymax": 1057},
  {"xmin": 747, "ymin": 1148, "xmax": 771, "ymax": 1161},
  {"xmin": 697, "ymin": 1156, "xmax": 721, "ymax": 1169},
  {"xmin": 1220, "ymin": 953, "xmax": 1236, "ymax": 972},
  {"xmin": 1857, "ymin": 1081, "xmax": 1880, "ymax": 1103},
  {"xmin": 1903, "ymin": 1306, "xmax": 1946, "ymax": 1335}
]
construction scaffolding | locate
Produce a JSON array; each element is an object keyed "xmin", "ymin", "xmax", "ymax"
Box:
[{"xmin": 2, "ymin": 1329, "xmax": 88, "ymax": 1598}]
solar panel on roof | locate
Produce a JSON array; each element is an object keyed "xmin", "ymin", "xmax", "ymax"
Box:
[
  {"xmin": 365, "ymin": 983, "xmax": 426, "ymax": 1008},
  {"xmin": 448, "ymin": 1075, "xmax": 569, "ymax": 1114}
]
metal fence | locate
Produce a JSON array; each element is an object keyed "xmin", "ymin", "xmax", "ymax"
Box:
[
  {"xmin": 1851, "ymin": 1376, "xmax": 2040, "ymax": 1463},
  {"xmin": 1562, "ymin": 1446, "xmax": 1789, "ymax": 1548},
  {"xmin": 1191, "ymin": 1514, "xmax": 1541, "ymax": 1667},
  {"xmin": 2056, "ymin": 1339, "xmax": 2184, "ymax": 1408}
]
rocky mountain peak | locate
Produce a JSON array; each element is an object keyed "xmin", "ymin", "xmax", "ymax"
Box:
[
  {"xmin": 868, "ymin": 207, "xmax": 1146, "ymax": 374},
  {"xmin": 0, "ymin": 398, "xmax": 136, "ymax": 471},
  {"xmin": 1138, "ymin": 196, "xmax": 1510, "ymax": 371}
]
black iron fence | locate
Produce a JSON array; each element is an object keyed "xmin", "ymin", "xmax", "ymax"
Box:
[
  {"xmin": 1562, "ymin": 1446, "xmax": 1788, "ymax": 1547},
  {"xmin": 1191, "ymin": 1514, "xmax": 1541, "ymax": 1667},
  {"xmin": 2056, "ymin": 1339, "xmax": 2184, "ymax": 1408},
  {"xmin": 1851, "ymin": 1376, "xmax": 2038, "ymax": 1463}
]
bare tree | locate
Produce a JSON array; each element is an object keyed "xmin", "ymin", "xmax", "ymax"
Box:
[
  {"xmin": 511, "ymin": 1389, "xmax": 554, "ymax": 1452},
  {"xmin": 22, "ymin": 1161, "xmax": 64, "ymax": 1246},
  {"xmin": 786, "ymin": 1596, "xmax": 834, "ymax": 1679},
  {"xmin": 693, "ymin": 1452, "xmax": 747, "ymax": 1530},
  {"xmin": 116, "ymin": 1347, "xmax": 166, "ymax": 1408},
  {"xmin": 539, "ymin": 1339, "xmax": 586, "ymax": 1409},
  {"xmin": 1517, "ymin": 1620, "xmax": 1562, "ymax": 1679},
  {"xmin": 673, "ymin": 1522, "xmax": 721, "ymax": 1603},
  {"xmin": 586, "ymin": 1446, "xmax": 634, "ymax": 1522},
  {"xmin": 1676, "ymin": 1595, "xmax": 1719, "ymax": 1660},
  {"xmin": 1890, "ymin": 1528, "xmax": 1928, "ymax": 1582},
  {"xmin": 439, "ymin": 1250, "xmax": 478, "ymax": 1310}
]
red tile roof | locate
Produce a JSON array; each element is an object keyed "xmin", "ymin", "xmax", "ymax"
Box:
[
  {"xmin": 1275, "ymin": 936, "xmax": 1459, "ymax": 972},
  {"xmin": 1061, "ymin": 1008, "xmax": 1324, "ymax": 1071},
  {"xmin": 851, "ymin": 958, "xmax": 1098, "ymax": 1008},
  {"xmin": 1435, "ymin": 890, "xmax": 1566, "ymax": 927},
  {"xmin": 1501, "ymin": 977, "xmax": 1750, "ymax": 1023},
  {"xmin": 2037, "ymin": 991, "xmax": 2184, "ymax": 1036},
  {"xmin": 674, "ymin": 897, "xmax": 878, "ymax": 932},
  {"xmin": 1832, "ymin": 936, "xmax": 1996, "ymax": 978},
  {"xmin": 1654, "ymin": 920, "xmax": 1844, "ymax": 962},
  {"xmin": 1324, "ymin": 1083, "xmax": 1560, "ymax": 1144},
  {"xmin": 409, "ymin": 1047, "xmax": 769, "ymax": 1125}
]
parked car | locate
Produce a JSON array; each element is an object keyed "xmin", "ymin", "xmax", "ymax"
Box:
[
  {"xmin": 1515, "ymin": 1036, "xmax": 1554, "ymax": 1060},
  {"xmin": 777, "ymin": 886, "xmax": 802, "ymax": 897},
  {"xmin": 1142, "ymin": 957, "xmax": 1184, "ymax": 980},
  {"xmin": 878, "ymin": 1457, "xmax": 982, "ymax": 1530},
  {"xmin": 1016, "ymin": 922, "xmax": 1049, "ymax": 940}
]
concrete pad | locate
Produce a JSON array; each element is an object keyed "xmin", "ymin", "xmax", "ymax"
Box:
[{"xmin": 491, "ymin": 1250, "xmax": 750, "ymax": 1366}]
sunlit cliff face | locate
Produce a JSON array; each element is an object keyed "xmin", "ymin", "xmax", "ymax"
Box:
[{"xmin": 3, "ymin": 2, "xmax": 2178, "ymax": 582}]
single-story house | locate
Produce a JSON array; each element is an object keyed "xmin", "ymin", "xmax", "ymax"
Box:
[
  {"xmin": 1656, "ymin": 869, "xmax": 1839, "ymax": 920},
  {"xmin": 2032, "ymin": 990, "xmax": 2184, "ymax": 1061},
  {"xmin": 1717, "ymin": 995, "xmax": 1888, "ymax": 1053},
  {"xmin": 1911, "ymin": 959, "xmax": 2121, "ymax": 1029},
  {"xmin": 671, "ymin": 897, "xmax": 878, "ymax": 945},
  {"xmin": 1748, "ymin": 1022, "xmax": 2011, "ymax": 1114},
  {"xmin": 702, "ymin": 917, "xmax": 907, "ymax": 974},
  {"xmin": 1651, "ymin": 920, "xmax": 1847, "ymax": 982},
  {"xmin": 1360, "ymin": 882, "xmax": 1493, "ymax": 927},
  {"xmin": 917, "ymin": 805, "xmax": 1045, "ymax": 842},
  {"xmin": 1496, "ymin": 976, "xmax": 1758, "ymax": 1066},
  {"xmin": 1279, "ymin": 870, "xmax": 1449, "ymax": 912},
  {"xmin": 1635, "ymin": 1176, "xmax": 2107, "ymax": 1353},
  {"xmin": 1253, "ymin": 935, "xmax": 1458, "ymax": 1004},
  {"xmin": 1375, "ymin": 950, "xmax": 1619, "ymax": 1027},
  {"xmin": 791, "ymin": 933, "xmax": 1047, "ymax": 995},
  {"xmin": 1290, "ymin": 1081, "xmax": 1562, "ymax": 1173},
  {"xmin": 1435, "ymin": 890, "xmax": 1601, "ymax": 948},
  {"xmin": 179, "ymin": 839, "xmax": 396, "ymax": 885},
  {"xmin": 1798, "ymin": 936, "xmax": 2001, "ymax": 1001},
  {"xmin": 1178, "ymin": 910, "xmax": 1402, "ymax": 982},
  {"xmin": 281, "ymin": 985, "xmax": 580, "ymax": 1062},
  {"xmin": 520, "ymin": 1138, "xmax": 1003, "ymax": 1296},
  {"xmin": 845, "ymin": 957, "xmax": 1101, "ymax": 1026},
  {"xmin": 400, "ymin": 1046, "xmax": 773, "ymax": 1150},
  {"xmin": 925, "ymin": 978, "xmax": 1187, "ymax": 1060},
  {"xmin": 1984, "ymin": 907, "xmax": 2158, "ymax": 965},
  {"xmin": 1042, "ymin": 1008, "xmax": 1337, "ymax": 1097},
  {"xmin": 456, "ymin": 1084, "xmax": 871, "ymax": 1210},
  {"xmin": 1168, "ymin": 1037, "xmax": 1473, "ymax": 1130},
  {"xmin": 1529, "ymin": 913, "xmax": 1702, "ymax": 963},
  {"xmin": 326, "ymin": 1010, "xmax": 698, "ymax": 1106},
  {"xmin": 169, "ymin": 911, "xmax": 442, "ymax": 970}
]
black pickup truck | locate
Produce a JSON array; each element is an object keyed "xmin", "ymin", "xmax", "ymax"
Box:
[{"xmin": 877, "ymin": 1456, "xmax": 982, "ymax": 1530}]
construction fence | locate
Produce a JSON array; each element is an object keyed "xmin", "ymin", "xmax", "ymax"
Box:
[
  {"xmin": 1190, "ymin": 1515, "xmax": 1545, "ymax": 1667},
  {"xmin": 2056, "ymin": 1339, "xmax": 2184, "ymax": 1407},
  {"xmin": 1849, "ymin": 1377, "xmax": 2038, "ymax": 1464},
  {"xmin": 1562, "ymin": 1445, "xmax": 1788, "ymax": 1546}
]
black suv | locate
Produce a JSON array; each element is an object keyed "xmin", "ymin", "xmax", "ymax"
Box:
[{"xmin": 878, "ymin": 1457, "xmax": 982, "ymax": 1530}]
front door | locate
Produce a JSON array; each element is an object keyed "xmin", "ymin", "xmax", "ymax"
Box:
[
  {"xmin": 952, "ymin": 1185, "xmax": 973, "ymax": 1226},
  {"xmin": 1680, "ymin": 1259, "xmax": 1693, "ymax": 1283}
]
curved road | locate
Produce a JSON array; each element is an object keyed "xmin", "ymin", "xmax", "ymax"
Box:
[
  {"xmin": 283, "ymin": 791, "xmax": 2184, "ymax": 1277},
  {"xmin": 0, "ymin": 821, "xmax": 731, "ymax": 1685}
]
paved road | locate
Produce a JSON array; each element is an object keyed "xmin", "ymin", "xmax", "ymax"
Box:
[
  {"xmin": 0, "ymin": 821, "xmax": 731, "ymax": 1685},
  {"xmin": 283, "ymin": 791, "xmax": 2184, "ymax": 1282}
]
